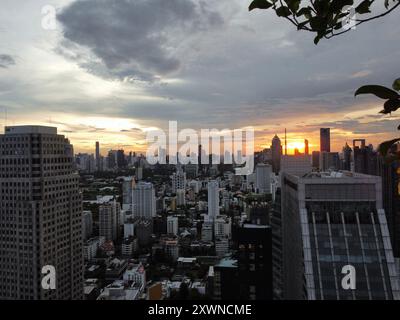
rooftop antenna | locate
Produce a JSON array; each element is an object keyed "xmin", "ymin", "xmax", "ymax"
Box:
[{"xmin": 285, "ymin": 128, "xmax": 288, "ymax": 155}]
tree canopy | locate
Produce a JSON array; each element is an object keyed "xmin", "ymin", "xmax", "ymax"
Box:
[{"xmin": 249, "ymin": 0, "xmax": 400, "ymax": 44}]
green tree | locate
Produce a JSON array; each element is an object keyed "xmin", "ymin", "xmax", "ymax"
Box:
[
  {"xmin": 249, "ymin": 0, "xmax": 400, "ymax": 44},
  {"xmin": 249, "ymin": 0, "xmax": 400, "ymax": 159}
]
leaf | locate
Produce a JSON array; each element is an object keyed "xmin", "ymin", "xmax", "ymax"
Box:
[
  {"xmin": 249, "ymin": 0, "xmax": 273, "ymax": 11},
  {"xmin": 382, "ymin": 99, "xmax": 400, "ymax": 114},
  {"xmin": 355, "ymin": 85, "xmax": 400, "ymax": 100},
  {"xmin": 284, "ymin": 0, "xmax": 300, "ymax": 13},
  {"xmin": 355, "ymin": 0, "xmax": 373, "ymax": 14},
  {"xmin": 393, "ymin": 78, "xmax": 400, "ymax": 91},
  {"xmin": 276, "ymin": 6, "xmax": 292, "ymax": 17},
  {"xmin": 378, "ymin": 138, "xmax": 400, "ymax": 157}
]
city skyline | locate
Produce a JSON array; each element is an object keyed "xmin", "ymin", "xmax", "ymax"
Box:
[{"xmin": 0, "ymin": 0, "xmax": 399, "ymax": 154}]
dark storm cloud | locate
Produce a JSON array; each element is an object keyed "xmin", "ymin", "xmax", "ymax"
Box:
[
  {"xmin": 0, "ymin": 54, "xmax": 15, "ymax": 68},
  {"xmin": 57, "ymin": 0, "xmax": 224, "ymax": 81}
]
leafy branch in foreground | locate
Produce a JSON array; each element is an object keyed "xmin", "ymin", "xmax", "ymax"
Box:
[
  {"xmin": 355, "ymin": 78, "xmax": 400, "ymax": 159},
  {"xmin": 249, "ymin": 0, "xmax": 400, "ymax": 44}
]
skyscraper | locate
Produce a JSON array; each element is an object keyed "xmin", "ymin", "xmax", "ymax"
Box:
[
  {"xmin": 281, "ymin": 171, "xmax": 400, "ymax": 300},
  {"xmin": 236, "ymin": 224, "xmax": 273, "ymax": 300},
  {"xmin": 342, "ymin": 143, "xmax": 352, "ymax": 171},
  {"xmin": 122, "ymin": 176, "xmax": 135, "ymax": 208},
  {"xmin": 271, "ymin": 135, "xmax": 282, "ymax": 174},
  {"xmin": 312, "ymin": 151, "xmax": 320, "ymax": 169},
  {"xmin": 132, "ymin": 182, "xmax": 156, "ymax": 219},
  {"xmin": 95, "ymin": 141, "xmax": 100, "ymax": 171},
  {"xmin": 320, "ymin": 128, "xmax": 331, "ymax": 153},
  {"xmin": 377, "ymin": 153, "xmax": 400, "ymax": 259},
  {"xmin": 0, "ymin": 126, "xmax": 83, "ymax": 300},
  {"xmin": 208, "ymin": 180, "xmax": 220, "ymax": 219},
  {"xmin": 255, "ymin": 163, "xmax": 272, "ymax": 194},
  {"xmin": 99, "ymin": 200, "xmax": 121, "ymax": 242},
  {"xmin": 353, "ymin": 140, "xmax": 378, "ymax": 175},
  {"xmin": 171, "ymin": 164, "xmax": 186, "ymax": 193}
]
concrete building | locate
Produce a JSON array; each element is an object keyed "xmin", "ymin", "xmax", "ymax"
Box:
[
  {"xmin": 132, "ymin": 182, "xmax": 156, "ymax": 219},
  {"xmin": 0, "ymin": 126, "xmax": 84, "ymax": 299},
  {"xmin": 255, "ymin": 163, "xmax": 272, "ymax": 194},
  {"xmin": 167, "ymin": 216, "xmax": 179, "ymax": 236},
  {"xmin": 208, "ymin": 180, "xmax": 220, "ymax": 219},
  {"xmin": 99, "ymin": 200, "xmax": 121, "ymax": 242},
  {"xmin": 83, "ymin": 210, "xmax": 93, "ymax": 240}
]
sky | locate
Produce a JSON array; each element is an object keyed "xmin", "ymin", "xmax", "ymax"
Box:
[{"xmin": 0, "ymin": 0, "xmax": 399, "ymax": 155}]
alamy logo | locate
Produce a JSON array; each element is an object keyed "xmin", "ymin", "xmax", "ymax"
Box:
[
  {"xmin": 41, "ymin": 265, "xmax": 56, "ymax": 290},
  {"xmin": 341, "ymin": 265, "xmax": 356, "ymax": 290},
  {"xmin": 41, "ymin": 5, "xmax": 57, "ymax": 30},
  {"xmin": 146, "ymin": 121, "xmax": 254, "ymax": 176}
]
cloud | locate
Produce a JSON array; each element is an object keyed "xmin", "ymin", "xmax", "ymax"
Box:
[
  {"xmin": 0, "ymin": 54, "xmax": 15, "ymax": 68},
  {"xmin": 57, "ymin": 0, "xmax": 224, "ymax": 81}
]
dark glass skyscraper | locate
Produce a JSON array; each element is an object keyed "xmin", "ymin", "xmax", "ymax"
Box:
[
  {"xmin": 271, "ymin": 135, "xmax": 282, "ymax": 174},
  {"xmin": 320, "ymin": 128, "xmax": 331, "ymax": 153}
]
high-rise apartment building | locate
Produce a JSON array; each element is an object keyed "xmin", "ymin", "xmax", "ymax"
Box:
[
  {"xmin": 281, "ymin": 171, "xmax": 400, "ymax": 300},
  {"xmin": 0, "ymin": 126, "xmax": 83, "ymax": 300},
  {"xmin": 99, "ymin": 200, "xmax": 121, "ymax": 241},
  {"xmin": 208, "ymin": 180, "xmax": 220, "ymax": 219},
  {"xmin": 95, "ymin": 141, "xmax": 101, "ymax": 171},
  {"xmin": 132, "ymin": 182, "xmax": 156, "ymax": 219}
]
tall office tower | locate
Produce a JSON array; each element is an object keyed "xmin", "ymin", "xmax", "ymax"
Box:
[
  {"xmin": 281, "ymin": 171, "xmax": 400, "ymax": 300},
  {"xmin": 171, "ymin": 165, "xmax": 186, "ymax": 193},
  {"xmin": 271, "ymin": 188, "xmax": 283, "ymax": 299},
  {"xmin": 167, "ymin": 216, "xmax": 179, "ymax": 236},
  {"xmin": 255, "ymin": 163, "xmax": 272, "ymax": 194},
  {"xmin": 99, "ymin": 200, "xmax": 121, "ymax": 241},
  {"xmin": 377, "ymin": 153, "xmax": 400, "ymax": 259},
  {"xmin": 312, "ymin": 151, "xmax": 320, "ymax": 169},
  {"xmin": 132, "ymin": 182, "xmax": 156, "ymax": 219},
  {"xmin": 320, "ymin": 128, "xmax": 331, "ymax": 153},
  {"xmin": 107, "ymin": 150, "xmax": 117, "ymax": 169},
  {"xmin": 208, "ymin": 180, "xmax": 220, "ymax": 219},
  {"xmin": 271, "ymin": 135, "xmax": 282, "ymax": 174},
  {"xmin": 320, "ymin": 151, "xmax": 340, "ymax": 171},
  {"xmin": 281, "ymin": 154, "xmax": 312, "ymax": 176},
  {"xmin": 83, "ymin": 211, "xmax": 93, "ymax": 240},
  {"xmin": 116, "ymin": 149, "xmax": 127, "ymax": 169},
  {"xmin": 122, "ymin": 176, "xmax": 135, "ymax": 208},
  {"xmin": 236, "ymin": 224, "xmax": 273, "ymax": 300},
  {"xmin": 304, "ymin": 139, "xmax": 309, "ymax": 155},
  {"xmin": 342, "ymin": 143, "xmax": 352, "ymax": 171},
  {"xmin": 0, "ymin": 126, "xmax": 83, "ymax": 300},
  {"xmin": 95, "ymin": 141, "xmax": 101, "ymax": 171},
  {"xmin": 353, "ymin": 140, "xmax": 378, "ymax": 175}
]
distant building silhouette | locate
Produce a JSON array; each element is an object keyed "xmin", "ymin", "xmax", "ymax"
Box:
[{"xmin": 320, "ymin": 128, "xmax": 331, "ymax": 153}]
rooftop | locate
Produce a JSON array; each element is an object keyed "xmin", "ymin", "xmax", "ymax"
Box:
[{"xmin": 4, "ymin": 125, "xmax": 57, "ymax": 135}]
